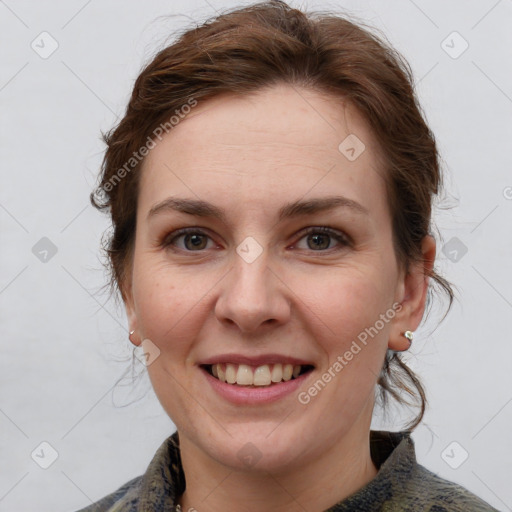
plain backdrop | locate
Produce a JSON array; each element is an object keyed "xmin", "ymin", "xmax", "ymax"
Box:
[{"xmin": 1, "ymin": 1, "xmax": 511, "ymax": 511}]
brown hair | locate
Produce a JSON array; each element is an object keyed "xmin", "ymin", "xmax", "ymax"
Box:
[{"xmin": 91, "ymin": 0, "xmax": 454, "ymax": 430}]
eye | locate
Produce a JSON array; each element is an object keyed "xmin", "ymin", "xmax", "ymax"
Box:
[
  {"xmin": 293, "ymin": 226, "xmax": 351, "ymax": 252},
  {"xmin": 161, "ymin": 226, "xmax": 351, "ymax": 253},
  {"xmin": 162, "ymin": 228, "xmax": 216, "ymax": 252}
]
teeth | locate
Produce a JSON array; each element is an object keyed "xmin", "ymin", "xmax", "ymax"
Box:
[
  {"xmin": 282, "ymin": 364, "xmax": 293, "ymax": 381},
  {"xmin": 211, "ymin": 363, "xmax": 304, "ymax": 386},
  {"xmin": 225, "ymin": 363, "xmax": 237, "ymax": 384},
  {"xmin": 271, "ymin": 364, "xmax": 283, "ymax": 382},
  {"xmin": 236, "ymin": 364, "xmax": 253, "ymax": 385},
  {"xmin": 253, "ymin": 365, "xmax": 271, "ymax": 386}
]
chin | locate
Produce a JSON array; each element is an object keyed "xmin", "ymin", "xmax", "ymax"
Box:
[{"xmin": 196, "ymin": 420, "xmax": 320, "ymax": 473}]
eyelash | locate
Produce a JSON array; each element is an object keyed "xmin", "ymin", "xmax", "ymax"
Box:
[{"xmin": 161, "ymin": 226, "xmax": 351, "ymax": 253}]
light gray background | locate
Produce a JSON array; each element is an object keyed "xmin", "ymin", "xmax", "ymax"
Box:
[{"xmin": 1, "ymin": 1, "xmax": 511, "ymax": 511}]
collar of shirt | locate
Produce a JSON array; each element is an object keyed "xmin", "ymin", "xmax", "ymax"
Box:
[{"xmin": 134, "ymin": 430, "xmax": 413, "ymax": 512}]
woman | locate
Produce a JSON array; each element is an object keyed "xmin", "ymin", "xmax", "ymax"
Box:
[{"xmin": 80, "ymin": 1, "xmax": 498, "ymax": 510}]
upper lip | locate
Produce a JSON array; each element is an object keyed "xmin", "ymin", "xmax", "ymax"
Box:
[{"xmin": 198, "ymin": 353, "xmax": 315, "ymax": 367}]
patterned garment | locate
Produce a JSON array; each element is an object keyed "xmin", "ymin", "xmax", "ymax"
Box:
[{"xmin": 75, "ymin": 430, "xmax": 499, "ymax": 511}]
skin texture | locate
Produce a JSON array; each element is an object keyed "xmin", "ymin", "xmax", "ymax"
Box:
[{"xmin": 124, "ymin": 83, "xmax": 435, "ymax": 512}]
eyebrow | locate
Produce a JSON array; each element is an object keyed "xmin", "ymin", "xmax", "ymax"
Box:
[{"xmin": 147, "ymin": 195, "xmax": 369, "ymax": 223}]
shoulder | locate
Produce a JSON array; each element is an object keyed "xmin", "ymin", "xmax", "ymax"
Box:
[
  {"xmin": 403, "ymin": 462, "xmax": 499, "ymax": 511},
  {"xmin": 74, "ymin": 474, "xmax": 143, "ymax": 512},
  {"xmin": 366, "ymin": 431, "xmax": 499, "ymax": 512}
]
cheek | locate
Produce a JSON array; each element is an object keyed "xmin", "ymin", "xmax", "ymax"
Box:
[
  {"xmin": 132, "ymin": 260, "xmax": 209, "ymax": 351},
  {"xmin": 302, "ymin": 267, "xmax": 393, "ymax": 339},
  {"xmin": 133, "ymin": 265, "xmax": 212, "ymax": 426},
  {"xmin": 297, "ymin": 266, "xmax": 394, "ymax": 393}
]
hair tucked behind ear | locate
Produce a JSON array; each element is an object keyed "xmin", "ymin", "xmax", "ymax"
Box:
[{"xmin": 91, "ymin": 0, "xmax": 454, "ymax": 430}]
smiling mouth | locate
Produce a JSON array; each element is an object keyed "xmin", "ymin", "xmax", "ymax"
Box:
[{"xmin": 202, "ymin": 363, "xmax": 314, "ymax": 387}]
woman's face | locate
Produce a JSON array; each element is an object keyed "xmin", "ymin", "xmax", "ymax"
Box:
[{"xmin": 124, "ymin": 83, "xmax": 429, "ymax": 471}]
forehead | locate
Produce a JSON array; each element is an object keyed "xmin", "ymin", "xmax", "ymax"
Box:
[{"xmin": 138, "ymin": 84, "xmax": 389, "ymax": 223}]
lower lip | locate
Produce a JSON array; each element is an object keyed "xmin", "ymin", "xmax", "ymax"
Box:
[{"xmin": 201, "ymin": 367, "xmax": 311, "ymax": 405}]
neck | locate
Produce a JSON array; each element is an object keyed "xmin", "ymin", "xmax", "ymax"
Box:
[{"xmin": 177, "ymin": 420, "xmax": 378, "ymax": 511}]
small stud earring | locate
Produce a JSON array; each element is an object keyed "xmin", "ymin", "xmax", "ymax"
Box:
[
  {"xmin": 403, "ymin": 330, "xmax": 414, "ymax": 344},
  {"xmin": 129, "ymin": 330, "xmax": 136, "ymax": 343}
]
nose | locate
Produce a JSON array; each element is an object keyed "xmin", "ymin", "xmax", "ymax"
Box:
[{"xmin": 214, "ymin": 249, "xmax": 291, "ymax": 334}]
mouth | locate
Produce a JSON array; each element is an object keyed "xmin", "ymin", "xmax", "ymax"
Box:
[{"xmin": 201, "ymin": 363, "xmax": 315, "ymax": 387}]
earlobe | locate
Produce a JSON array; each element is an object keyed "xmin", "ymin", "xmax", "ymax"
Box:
[
  {"xmin": 127, "ymin": 310, "xmax": 141, "ymax": 347},
  {"xmin": 128, "ymin": 329, "xmax": 140, "ymax": 346},
  {"xmin": 123, "ymin": 284, "xmax": 141, "ymax": 347},
  {"xmin": 388, "ymin": 329, "xmax": 414, "ymax": 352},
  {"xmin": 388, "ymin": 235, "xmax": 436, "ymax": 351}
]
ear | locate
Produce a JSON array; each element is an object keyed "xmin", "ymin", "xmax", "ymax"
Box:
[
  {"xmin": 388, "ymin": 235, "xmax": 436, "ymax": 351},
  {"xmin": 123, "ymin": 277, "xmax": 141, "ymax": 347}
]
